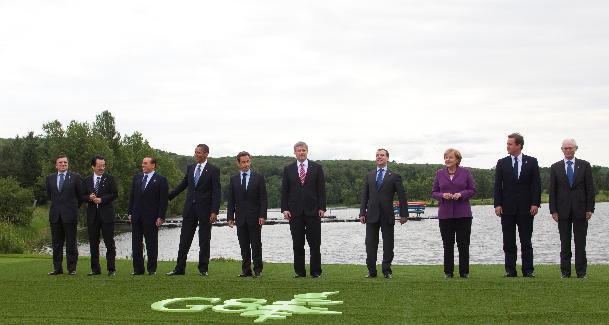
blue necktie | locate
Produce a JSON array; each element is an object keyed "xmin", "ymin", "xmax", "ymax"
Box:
[
  {"xmin": 566, "ymin": 161, "xmax": 574, "ymax": 187},
  {"xmin": 141, "ymin": 174, "xmax": 148, "ymax": 192},
  {"xmin": 58, "ymin": 173, "xmax": 65, "ymax": 191},
  {"xmin": 194, "ymin": 164, "xmax": 202, "ymax": 185},
  {"xmin": 376, "ymin": 168, "xmax": 384, "ymax": 191},
  {"xmin": 512, "ymin": 157, "xmax": 519, "ymax": 180},
  {"xmin": 242, "ymin": 172, "xmax": 247, "ymax": 191}
]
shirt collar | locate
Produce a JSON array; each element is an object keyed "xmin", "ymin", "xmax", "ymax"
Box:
[
  {"xmin": 197, "ymin": 160, "xmax": 208, "ymax": 169},
  {"xmin": 512, "ymin": 153, "xmax": 523, "ymax": 161},
  {"xmin": 297, "ymin": 159, "xmax": 308, "ymax": 168},
  {"xmin": 564, "ymin": 157, "xmax": 576, "ymax": 164},
  {"xmin": 144, "ymin": 171, "xmax": 155, "ymax": 177},
  {"xmin": 241, "ymin": 169, "xmax": 251, "ymax": 176},
  {"xmin": 376, "ymin": 165, "xmax": 387, "ymax": 172}
]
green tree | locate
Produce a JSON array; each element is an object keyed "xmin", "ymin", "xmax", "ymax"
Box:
[{"xmin": 0, "ymin": 177, "xmax": 35, "ymax": 226}]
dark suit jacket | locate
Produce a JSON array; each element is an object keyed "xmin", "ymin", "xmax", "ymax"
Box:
[
  {"xmin": 359, "ymin": 169, "xmax": 408, "ymax": 224},
  {"xmin": 168, "ymin": 162, "xmax": 221, "ymax": 218},
  {"xmin": 281, "ymin": 160, "xmax": 326, "ymax": 216},
  {"xmin": 128, "ymin": 172, "xmax": 168, "ymax": 223},
  {"xmin": 493, "ymin": 154, "xmax": 541, "ymax": 215},
  {"xmin": 46, "ymin": 171, "xmax": 84, "ymax": 224},
  {"xmin": 82, "ymin": 173, "xmax": 118, "ymax": 223},
  {"xmin": 227, "ymin": 171, "xmax": 268, "ymax": 226},
  {"xmin": 549, "ymin": 158, "xmax": 595, "ymax": 218}
]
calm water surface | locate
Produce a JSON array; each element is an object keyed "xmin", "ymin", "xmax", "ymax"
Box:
[{"xmin": 76, "ymin": 203, "xmax": 609, "ymax": 265}]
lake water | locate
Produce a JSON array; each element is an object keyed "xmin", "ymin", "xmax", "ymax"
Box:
[{"xmin": 76, "ymin": 202, "xmax": 609, "ymax": 265}]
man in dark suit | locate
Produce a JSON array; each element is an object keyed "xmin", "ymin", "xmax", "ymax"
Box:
[
  {"xmin": 45, "ymin": 155, "xmax": 85, "ymax": 275},
  {"xmin": 549, "ymin": 139, "xmax": 595, "ymax": 278},
  {"xmin": 281, "ymin": 141, "xmax": 326, "ymax": 278},
  {"xmin": 82, "ymin": 156, "xmax": 118, "ymax": 276},
  {"xmin": 166, "ymin": 144, "xmax": 221, "ymax": 276},
  {"xmin": 359, "ymin": 149, "xmax": 408, "ymax": 279},
  {"xmin": 227, "ymin": 151, "xmax": 268, "ymax": 277},
  {"xmin": 493, "ymin": 133, "xmax": 541, "ymax": 277},
  {"xmin": 128, "ymin": 156, "xmax": 168, "ymax": 275}
]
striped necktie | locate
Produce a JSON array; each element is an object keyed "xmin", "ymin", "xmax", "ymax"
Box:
[
  {"xmin": 299, "ymin": 163, "xmax": 306, "ymax": 185},
  {"xmin": 94, "ymin": 176, "xmax": 101, "ymax": 194}
]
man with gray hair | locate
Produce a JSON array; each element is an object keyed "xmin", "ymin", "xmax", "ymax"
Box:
[
  {"xmin": 549, "ymin": 139, "xmax": 595, "ymax": 278},
  {"xmin": 281, "ymin": 141, "xmax": 327, "ymax": 278}
]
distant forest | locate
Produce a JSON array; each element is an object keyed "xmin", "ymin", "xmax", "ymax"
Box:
[{"xmin": 1, "ymin": 111, "xmax": 608, "ymax": 217}]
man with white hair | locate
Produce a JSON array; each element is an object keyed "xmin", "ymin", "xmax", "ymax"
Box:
[{"xmin": 548, "ymin": 139, "xmax": 595, "ymax": 278}]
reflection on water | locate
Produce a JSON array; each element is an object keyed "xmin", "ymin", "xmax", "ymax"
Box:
[{"xmin": 75, "ymin": 203, "xmax": 609, "ymax": 265}]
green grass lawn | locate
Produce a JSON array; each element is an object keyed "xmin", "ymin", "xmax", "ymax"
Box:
[{"xmin": 2, "ymin": 254, "xmax": 609, "ymax": 324}]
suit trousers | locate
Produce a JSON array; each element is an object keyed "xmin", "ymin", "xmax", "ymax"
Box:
[
  {"xmin": 50, "ymin": 216, "xmax": 78, "ymax": 273},
  {"xmin": 365, "ymin": 221, "xmax": 394, "ymax": 275},
  {"xmin": 175, "ymin": 209, "xmax": 212, "ymax": 273},
  {"xmin": 558, "ymin": 210, "xmax": 588, "ymax": 276},
  {"xmin": 131, "ymin": 219, "xmax": 158, "ymax": 273},
  {"xmin": 439, "ymin": 218, "xmax": 472, "ymax": 276},
  {"xmin": 87, "ymin": 212, "xmax": 116, "ymax": 272},
  {"xmin": 237, "ymin": 222, "xmax": 263, "ymax": 274},
  {"xmin": 501, "ymin": 212, "xmax": 534, "ymax": 275},
  {"xmin": 289, "ymin": 215, "xmax": 321, "ymax": 276}
]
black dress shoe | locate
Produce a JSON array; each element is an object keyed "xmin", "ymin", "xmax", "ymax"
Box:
[
  {"xmin": 87, "ymin": 271, "xmax": 101, "ymax": 276},
  {"xmin": 311, "ymin": 274, "xmax": 321, "ymax": 278},
  {"xmin": 383, "ymin": 273, "xmax": 392, "ymax": 279},
  {"xmin": 522, "ymin": 273, "xmax": 535, "ymax": 278},
  {"xmin": 254, "ymin": 272, "xmax": 262, "ymax": 278},
  {"xmin": 148, "ymin": 271, "xmax": 156, "ymax": 275},
  {"xmin": 68, "ymin": 271, "xmax": 77, "ymax": 276},
  {"xmin": 108, "ymin": 271, "xmax": 116, "ymax": 276},
  {"xmin": 293, "ymin": 274, "xmax": 306, "ymax": 278},
  {"xmin": 577, "ymin": 274, "xmax": 587, "ymax": 279},
  {"xmin": 561, "ymin": 274, "xmax": 571, "ymax": 279},
  {"xmin": 460, "ymin": 274, "xmax": 469, "ymax": 279},
  {"xmin": 504, "ymin": 272, "xmax": 517, "ymax": 277},
  {"xmin": 48, "ymin": 270, "xmax": 63, "ymax": 275},
  {"xmin": 365, "ymin": 273, "xmax": 377, "ymax": 278},
  {"xmin": 445, "ymin": 273, "xmax": 454, "ymax": 279},
  {"xmin": 200, "ymin": 271, "xmax": 209, "ymax": 277},
  {"xmin": 165, "ymin": 270, "xmax": 185, "ymax": 276},
  {"xmin": 238, "ymin": 273, "xmax": 252, "ymax": 277},
  {"xmin": 131, "ymin": 272, "xmax": 144, "ymax": 275}
]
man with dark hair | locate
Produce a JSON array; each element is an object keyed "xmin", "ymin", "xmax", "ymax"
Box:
[
  {"xmin": 281, "ymin": 141, "xmax": 327, "ymax": 278},
  {"xmin": 82, "ymin": 156, "xmax": 118, "ymax": 276},
  {"xmin": 549, "ymin": 139, "xmax": 595, "ymax": 278},
  {"xmin": 493, "ymin": 133, "xmax": 541, "ymax": 277},
  {"xmin": 128, "ymin": 156, "xmax": 168, "ymax": 275},
  {"xmin": 46, "ymin": 155, "xmax": 85, "ymax": 275},
  {"xmin": 359, "ymin": 148, "xmax": 408, "ymax": 279},
  {"xmin": 227, "ymin": 151, "xmax": 268, "ymax": 277},
  {"xmin": 166, "ymin": 144, "xmax": 221, "ymax": 276}
]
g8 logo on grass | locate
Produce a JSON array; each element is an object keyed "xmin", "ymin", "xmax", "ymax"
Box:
[{"xmin": 151, "ymin": 291, "xmax": 342, "ymax": 323}]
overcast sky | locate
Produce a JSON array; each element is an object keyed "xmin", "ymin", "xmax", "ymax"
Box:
[{"xmin": 1, "ymin": 0, "xmax": 608, "ymax": 168}]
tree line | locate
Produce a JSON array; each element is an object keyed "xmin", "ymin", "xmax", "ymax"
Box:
[{"xmin": 1, "ymin": 111, "xmax": 608, "ymax": 219}]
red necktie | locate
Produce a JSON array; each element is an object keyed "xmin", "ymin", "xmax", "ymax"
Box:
[{"xmin": 299, "ymin": 163, "xmax": 306, "ymax": 185}]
